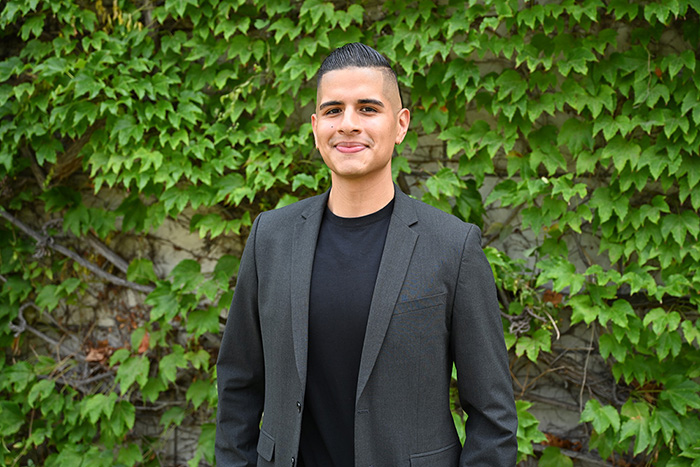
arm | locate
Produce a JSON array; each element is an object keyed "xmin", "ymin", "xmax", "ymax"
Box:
[
  {"xmin": 452, "ymin": 224, "xmax": 518, "ymax": 466},
  {"xmin": 216, "ymin": 214, "xmax": 265, "ymax": 467}
]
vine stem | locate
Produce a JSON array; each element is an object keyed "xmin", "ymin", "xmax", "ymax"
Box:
[
  {"xmin": 0, "ymin": 208, "xmax": 154, "ymax": 294},
  {"xmin": 25, "ymin": 323, "xmax": 85, "ymax": 362},
  {"xmin": 579, "ymin": 323, "xmax": 596, "ymax": 413}
]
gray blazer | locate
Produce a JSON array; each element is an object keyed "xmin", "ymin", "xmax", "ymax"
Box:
[{"xmin": 216, "ymin": 187, "xmax": 518, "ymax": 467}]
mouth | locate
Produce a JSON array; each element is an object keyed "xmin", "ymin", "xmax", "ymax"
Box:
[{"xmin": 334, "ymin": 142, "xmax": 368, "ymax": 154}]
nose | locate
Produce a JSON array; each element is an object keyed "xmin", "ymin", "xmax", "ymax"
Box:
[{"xmin": 338, "ymin": 108, "xmax": 360, "ymax": 134}]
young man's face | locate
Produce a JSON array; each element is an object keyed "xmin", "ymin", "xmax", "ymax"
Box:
[{"xmin": 312, "ymin": 67, "xmax": 410, "ymax": 183}]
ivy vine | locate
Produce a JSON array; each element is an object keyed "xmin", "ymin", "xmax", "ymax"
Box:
[{"xmin": 1, "ymin": 0, "xmax": 699, "ymax": 465}]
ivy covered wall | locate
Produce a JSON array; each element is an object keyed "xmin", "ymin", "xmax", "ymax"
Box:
[{"xmin": 1, "ymin": 0, "xmax": 699, "ymax": 465}]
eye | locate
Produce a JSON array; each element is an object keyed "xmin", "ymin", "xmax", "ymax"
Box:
[
  {"xmin": 324, "ymin": 108, "xmax": 341, "ymax": 115},
  {"xmin": 360, "ymin": 106, "xmax": 378, "ymax": 113}
]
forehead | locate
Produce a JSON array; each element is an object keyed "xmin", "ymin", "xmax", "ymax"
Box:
[{"xmin": 317, "ymin": 67, "xmax": 392, "ymax": 102}]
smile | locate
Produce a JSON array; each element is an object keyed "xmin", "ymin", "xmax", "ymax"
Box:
[{"xmin": 334, "ymin": 142, "xmax": 367, "ymax": 154}]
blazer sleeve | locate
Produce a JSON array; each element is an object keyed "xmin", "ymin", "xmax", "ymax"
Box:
[
  {"xmin": 216, "ymin": 214, "xmax": 264, "ymax": 467},
  {"xmin": 451, "ymin": 224, "xmax": 518, "ymax": 466}
]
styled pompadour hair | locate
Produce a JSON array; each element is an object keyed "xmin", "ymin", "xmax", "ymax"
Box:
[{"xmin": 317, "ymin": 43, "xmax": 403, "ymax": 106}]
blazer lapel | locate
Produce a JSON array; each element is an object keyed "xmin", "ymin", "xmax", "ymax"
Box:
[
  {"xmin": 356, "ymin": 188, "xmax": 419, "ymax": 402},
  {"xmin": 291, "ymin": 193, "xmax": 328, "ymax": 387}
]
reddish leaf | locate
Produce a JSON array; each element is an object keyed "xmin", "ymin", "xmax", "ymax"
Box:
[
  {"xmin": 138, "ymin": 332, "xmax": 150, "ymax": 354},
  {"xmin": 85, "ymin": 348, "xmax": 108, "ymax": 363},
  {"xmin": 543, "ymin": 289, "xmax": 563, "ymax": 306}
]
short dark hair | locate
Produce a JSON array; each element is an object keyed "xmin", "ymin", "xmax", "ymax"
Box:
[{"xmin": 317, "ymin": 43, "xmax": 403, "ymax": 106}]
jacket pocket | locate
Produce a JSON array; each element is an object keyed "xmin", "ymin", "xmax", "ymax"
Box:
[
  {"xmin": 409, "ymin": 441, "xmax": 460, "ymax": 467},
  {"xmin": 394, "ymin": 293, "xmax": 447, "ymax": 315},
  {"xmin": 256, "ymin": 429, "xmax": 275, "ymax": 462}
]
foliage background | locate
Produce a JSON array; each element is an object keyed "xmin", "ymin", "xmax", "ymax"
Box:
[{"xmin": 1, "ymin": 0, "xmax": 699, "ymax": 465}]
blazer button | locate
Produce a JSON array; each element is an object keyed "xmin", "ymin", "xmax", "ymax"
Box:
[
  {"xmin": 291, "ymin": 457, "xmax": 296, "ymax": 466},
  {"xmin": 296, "ymin": 401, "xmax": 302, "ymax": 412}
]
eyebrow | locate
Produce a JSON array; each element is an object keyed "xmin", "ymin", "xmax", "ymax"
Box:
[
  {"xmin": 318, "ymin": 98, "xmax": 386, "ymax": 110},
  {"xmin": 319, "ymin": 100, "xmax": 342, "ymax": 110},
  {"xmin": 358, "ymin": 98, "xmax": 385, "ymax": 107}
]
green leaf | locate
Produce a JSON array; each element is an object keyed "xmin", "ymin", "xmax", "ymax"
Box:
[
  {"xmin": 0, "ymin": 56, "xmax": 23, "ymax": 82},
  {"xmin": 681, "ymin": 320, "xmax": 700, "ymax": 345},
  {"xmin": 141, "ymin": 377, "xmax": 168, "ymax": 403},
  {"xmin": 619, "ymin": 400, "xmax": 652, "ymax": 455},
  {"xmin": 599, "ymin": 299, "xmax": 635, "ymax": 328},
  {"xmin": 643, "ymin": 308, "xmax": 681, "ymax": 333},
  {"xmin": 651, "ymin": 408, "xmax": 682, "ymax": 444},
  {"xmin": 661, "ymin": 211, "xmax": 700, "ymax": 246},
  {"xmin": 186, "ymin": 349, "xmax": 211, "ymax": 371},
  {"xmin": 599, "ymin": 332, "xmax": 628, "ymax": 362},
  {"xmin": 117, "ymin": 195, "xmax": 148, "ymax": 232},
  {"xmin": 516, "ymin": 400, "xmax": 547, "ymax": 461},
  {"xmin": 645, "ymin": 2, "xmax": 671, "ymax": 24},
  {"xmin": 110, "ymin": 400, "xmax": 135, "ymax": 437},
  {"xmin": 190, "ymin": 213, "xmax": 240, "ymax": 238},
  {"xmin": 35, "ymin": 284, "xmax": 60, "ymax": 312},
  {"xmin": 73, "ymin": 72, "xmax": 103, "ymax": 99},
  {"xmin": 116, "ymin": 443, "xmax": 143, "ymax": 466},
  {"xmin": 160, "ymin": 406, "xmax": 186, "ymax": 429},
  {"xmin": 110, "ymin": 348, "xmax": 131, "ymax": 366},
  {"xmin": 63, "ymin": 203, "xmax": 90, "ymax": 236},
  {"xmin": 536, "ymin": 257, "xmax": 584, "ymax": 294},
  {"xmin": 604, "ymin": 136, "xmax": 640, "ymax": 172},
  {"xmin": 613, "ymin": 352, "xmax": 655, "ymax": 385},
  {"xmin": 127, "ymin": 258, "xmax": 158, "ymax": 285},
  {"xmin": 654, "ymin": 330, "xmax": 683, "ymax": 360},
  {"xmin": 275, "ymin": 194, "xmax": 299, "ymax": 210},
  {"xmin": 27, "ymin": 379, "xmax": 55, "ymax": 407},
  {"xmin": 660, "ymin": 377, "xmax": 700, "ymax": 415},
  {"xmin": 292, "ymin": 173, "xmax": 318, "ymax": 192},
  {"xmin": 189, "ymin": 423, "xmax": 216, "ymax": 467},
  {"xmin": 186, "ymin": 306, "xmax": 220, "ymax": 338},
  {"xmin": 213, "ymin": 254, "xmax": 240, "ymax": 285},
  {"xmin": 538, "ymin": 446, "xmax": 573, "ymax": 467},
  {"xmin": 80, "ymin": 393, "xmax": 117, "ymax": 424},
  {"xmin": 570, "ymin": 295, "xmax": 601, "ymax": 325},
  {"xmin": 186, "ymin": 379, "xmax": 212, "ymax": 409},
  {"xmin": 170, "ymin": 259, "xmax": 204, "ymax": 292},
  {"xmin": 581, "ymin": 399, "xmax": 621, "ymax": 433},
  {"xmin": 145, "ymin": 283, "xmax": 179, "ymax": 322},
  {"xmin": 424, "ymin": 167, "xmax": 463, "ymax": 199},
  {"xmin": 496, "ymin": 69, "xmax": 528, "ymax": 102},
  {"xmin": 589, "ymin": 187, "xmax": 618, "ymax": 222},
  {"xmin": 72, "ymin": 101, "xmax": 99, "ymax": 127},
  {"xmin": 112, "ymin": 115, "xmax": 143, "ymax": 146},
  {"xmin": 115, "ymin": 356, "xmax": 150, "ymax": 394},
  {"xmin": 159, "ymin": 345, "xmax": 187, "ymax": 383},
  {"xmin": 678, "ymin": 416, "xmax": 700, "ymax": 452},
  {"xmin": 0, "ymin": 401, "xmax": 25, "ymax": 435},
  {"xmin": 133, "ymin": 148, "xmax": 164, "ymax": 171},
  {"xmin": 558, "ymin": 118, "xmax": 593, "ymax": 154},
  {"xmin": 3, "ymin": 275, "xmax": 33, "ymax": 304},
  {"xmin": 515, "ymin": 327, "xmax": 551, "ymax": 361},
  {"xmin": 608, "ymin": 0, "xmax": 638, "ymax": 20},
  {"xmin": 36, "ymin": 56, "xmax": 68, "ymax": 78},
  {"xmin": 391, "ymin": 156, "xmax": 411, "ymax": 179}
]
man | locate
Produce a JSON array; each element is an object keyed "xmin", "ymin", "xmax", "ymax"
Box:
[{"xmin": 216, "ymin": 43, "xmax": 518, "ymax": 467}]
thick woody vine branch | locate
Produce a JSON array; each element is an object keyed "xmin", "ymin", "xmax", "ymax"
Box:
[
  {"xmin": 10, "ymin": 302, "xmax": 85, "ymax": 363},
  {"xmin": 0, "ymin": 208, "xmax": 154, "ymax": 294}
]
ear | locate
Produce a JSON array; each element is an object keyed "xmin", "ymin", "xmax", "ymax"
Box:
[
  {"xmin": 311, "ymin": 113, "xmax": 318, "ymax": 148},
  {"xmin": 394, "ymin": 108, "xmax": 411, "ymax": 145}
]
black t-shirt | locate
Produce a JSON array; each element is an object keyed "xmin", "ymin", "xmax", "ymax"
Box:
[{"xmin": 298, "ymin": 199, "xmax": 394, "ymax": 467}]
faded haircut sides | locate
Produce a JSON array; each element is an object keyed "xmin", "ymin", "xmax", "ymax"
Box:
[{"xmin": 316, "ymin": 42, "xmax": 403, "ymax": 107}]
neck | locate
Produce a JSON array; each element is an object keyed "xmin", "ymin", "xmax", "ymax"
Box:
[{"xmin": 326, "ymin": 173, "xmax": 395, "ymax": 218}]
